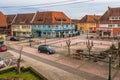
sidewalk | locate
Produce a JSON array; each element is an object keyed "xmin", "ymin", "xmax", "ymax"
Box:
[{"xmin": 9, "ymin": 45, "xmax": 120, "ymax": 80}]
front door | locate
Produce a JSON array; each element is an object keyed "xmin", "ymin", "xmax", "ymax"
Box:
[{"xmin": 38, "ymin": 31, "xmax": 41, "ymax": 37}]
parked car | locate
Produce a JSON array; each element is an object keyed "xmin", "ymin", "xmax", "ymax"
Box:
[
  {"xmin": 38, "ymin": 45, "xmax": 55, "ymax": 54},
  {"xmin": 0, "ymin": 57, "xmax": 4, "ymax": 68},
  {"xmin": 0, "ymin": 45, "xmax": 7, "ymax": 52},
  {"xmin": 10, "ymin": 36, "xmax": 19, "ymax": 41}
]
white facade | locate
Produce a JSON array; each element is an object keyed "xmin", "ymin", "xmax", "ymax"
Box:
[
  {"xmin": 100, "ymin": 24, "xmax": 120, "ymax": 28},
  {"xmin": 11, "ymin": 25, "xmax": 32, "ymax": 37}
]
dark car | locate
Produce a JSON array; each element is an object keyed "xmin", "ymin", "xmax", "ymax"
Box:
[
  {"xmin": 10, "ymin": 37, "xmax": 19, "ymax": 41},
  {"xmin": 38, "ymin": 45, "xmax": 55, "ymax": 54},
  {"xmin": 0, "ymin": 45, "xmax": 7, "ymax": 52}
]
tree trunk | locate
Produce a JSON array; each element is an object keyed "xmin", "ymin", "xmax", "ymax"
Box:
[
  {"xmin": 89, "ymin": 49, "xmax": 90, "ymax": 60},
  {"xmin": 17, "ymin": 59, "xmax": 21, "ymax": 74},
  {"xmin": 68, "ymin": 46, "xmax": 70, "ymax": 56}
]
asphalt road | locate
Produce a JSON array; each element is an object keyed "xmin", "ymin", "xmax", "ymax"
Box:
[{"xmin": 10, "ymin": 47, "xmax": 106, "ymax": 80}]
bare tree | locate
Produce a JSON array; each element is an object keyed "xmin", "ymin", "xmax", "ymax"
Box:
[
  {"xmin": 17, "ymin": 46, "xmax": 23, "ymax": 74},
  {"xmin": 86, "ymin": 39, "xmax": 94, "ymax": 59},
  {"xmin": 66, "ymin": 39, "xmax": 71, "ymax": 56}
]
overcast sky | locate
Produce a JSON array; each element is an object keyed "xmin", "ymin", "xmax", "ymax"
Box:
[{"xmin": 0, "ymin": 0, "xmax": 120, "ymax": 19}]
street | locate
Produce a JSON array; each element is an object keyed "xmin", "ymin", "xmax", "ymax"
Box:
[{"xmin": 1, "ymin": 34, "xmax": 119, "ymax": 80}]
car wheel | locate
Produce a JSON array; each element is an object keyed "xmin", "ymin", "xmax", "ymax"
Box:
[
  {"xmin": 38, "ymin": 50, "xmax": 41, "ymax": 53},
  {"xmin": 47, "ymin": 52, "xmax": 50, "ymax": 54}
]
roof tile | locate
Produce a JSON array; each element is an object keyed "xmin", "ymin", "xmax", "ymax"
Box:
[
  {"xmin": 32, "ymin": 11, "xmax": 70, "ymax": 24},
  {"xmin": 80, "ymin": 15, "xmax": 101, "ymax": 23},
  {"xmin": 100, "ymin": 7, "xmax": 120, "ymax": 24}
]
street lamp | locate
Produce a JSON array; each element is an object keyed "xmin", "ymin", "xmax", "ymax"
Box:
[
  {"xmin": 29, "ymin": 35, "xmax": 32, "ymax": 47},
  {"xmin": 108, "ymin": 54, "xmax": 112, "ymax": 80}
]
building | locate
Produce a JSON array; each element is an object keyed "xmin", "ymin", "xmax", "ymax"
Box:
[
  {"xmin": 32, "ymin": 11, "xmax": 78, "ymax": 38},
  {"xmin": 72, "ymin": 19, "xmax": 81, "ymax": 34},
  {"xmin": 10, "ymin": 13, "xmax": 35, "ymax": 37},
  {"xmin": 6, "ymin": 11, "xmax": 78, "ymax": 38},
  {"xmin": 6, "ymin": 14, "xmax": 16, "ymax": 36},
  {"xmin": 0, "ymin": 11, "xmax": 7, "ymax": 41},
  {"xmin": 79, "ymin": 15, "xmax": 101, "ymax": 33},
  {"xmin": 0, "ymin": 11, "xmax": 7, "ymax": 34},
  {"xmin": 97, "ymin": 7, "xmax": 120, "ymax": 37}
]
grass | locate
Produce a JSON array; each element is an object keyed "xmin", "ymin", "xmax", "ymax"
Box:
[{"xmin": 0, "ymin": 71, "xmax": 40, "ymax": 80}]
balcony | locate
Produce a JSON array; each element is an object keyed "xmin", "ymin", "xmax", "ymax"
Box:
[{"xmin": 33, "ymin": 26, "xmax": 75, "ymax": 31}]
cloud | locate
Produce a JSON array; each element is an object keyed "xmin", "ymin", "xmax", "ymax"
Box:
[{"xmin": 1, "ymin": 0, "xmax": 120, "ymax": 18}]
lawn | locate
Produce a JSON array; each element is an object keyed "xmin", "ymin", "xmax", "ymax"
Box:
[{"xmin": 0, "ymin": 71, "xmax": 40, "ymax": 80}]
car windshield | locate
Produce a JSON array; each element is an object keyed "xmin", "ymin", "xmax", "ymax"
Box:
[
  {"xmin": 0, "ymin": 45, "xmax": 5, "ymax": 48},
  {"xmin": 46, "ymin": 46, "xmax": 53, "ymax": 50},
  {"xmin": 0, "ymin": 57, "xmax": 3, "ymax": 61}
]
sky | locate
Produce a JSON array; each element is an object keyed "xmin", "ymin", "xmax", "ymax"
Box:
[{"xmin": 0, "ymin": 0, "xmax": 120, "ymax": 19}]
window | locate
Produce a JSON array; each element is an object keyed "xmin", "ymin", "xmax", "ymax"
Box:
[
  {"xmin": 55, "ymin": 18, "xmax": 66, "ymax": 22},
  {"xmin": 110, "ymin": 16, "xmax": 120, "ymax": 20},
  {"xmin": 118, "ymin": 24, "xmax": 120, "ymax": 27},
  {"xmin": 43, "ymin": 32, "xmax": 46, "ymax": 34},
  {"xmin": 48, "ymin": 26, "xmax": 51, "ymax": 28},
  {"xmin": 108, "ymin": 24, "xmax": 115, "ymax": 27}
]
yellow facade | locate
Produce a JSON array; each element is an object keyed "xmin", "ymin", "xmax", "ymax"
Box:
[
  {"xmin": 11, "ymin": 24, "xmax": 32, "ymax": 37},
  {"xmin": 78, "ymin": 23, "xmax": 96, "ymax": 33}
]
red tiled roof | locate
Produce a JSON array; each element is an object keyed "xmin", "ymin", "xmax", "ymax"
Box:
[
  {"xmin": 0, "ymin": 11, "xmax": 7, "ymax": 27},
  {"xmin": 72, "ymin": 19, "xmax": 80, "ymax": 23},
  {"xmin": 13, "ymin": 13, "xmax": 35, "ymax": 24},
  {"xmin": 80, "ymin": 15, "xmax": 101, "ymax": 23},
  {"xmin": 100, "ymin": 7, "xmax": 120, "ymax": 24},
  {"xmin": 6, "ymin": 14, "xmax": 16, "ymax": 24},
  {"xmin": 32, "ymin": 11, "xmax": 70, "ymax": 24}
]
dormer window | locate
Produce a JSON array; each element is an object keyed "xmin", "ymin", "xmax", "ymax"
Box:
[
  {"xmin": 37, "ymin": 18, "xmax": 43, "ymax": 21},
  {"xmin": 55, "ymin": 18, "xmax": 66, "ymax": 22},
  {"xmin": 109, "ymin": 16, "xmax": 120, "ymax": 20},
  {"xmin": 62, "ymin": 19, "xmax": 66, "ymax": 21}
]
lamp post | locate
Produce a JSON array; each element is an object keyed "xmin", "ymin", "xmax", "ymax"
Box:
[
  {"xmin": 108, "ymin": 54, "xmax": 112, "ymax": 80},
  {"xmin": 29, "ymin": 35, "xmax": 32, "ymax": 47}
]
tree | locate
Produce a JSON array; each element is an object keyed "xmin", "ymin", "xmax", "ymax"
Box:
[
  {"xmin": 66, "ymin": 39, "xmax": 71, "ymax": 56},
  {"xmin": 17, "ymin": 46, "xmax": 23, "ymax": 74},
  {"xmin": 109, "ymin": 44, "xmax": 117, "ymax": 59},
  {"xmin": 86, "ymin": 39, "xmax": 94, "ymax": 59}
]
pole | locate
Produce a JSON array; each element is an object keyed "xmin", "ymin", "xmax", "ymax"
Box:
[
  {"xmin": 45, "ymin": 37, "xmax": 46, "ymax": 45},
  {"xmin": 29, "ymin": 37, "xmax": 31, "ymax": 47},
  {"xmin": 108, "ymin": 54, "xmax": 112, "ymax": 80}
]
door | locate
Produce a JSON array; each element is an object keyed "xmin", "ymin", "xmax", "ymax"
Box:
[{"xmin": 38, "ymin": 31, "xmax": 41, "ymax": 37}]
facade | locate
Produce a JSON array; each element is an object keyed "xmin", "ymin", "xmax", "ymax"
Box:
[
  {"xmin": 79, "ymin": 15, "xmax": 101, "ymax": 33},
  {"xmin": 6, "ymin": 11, "xmax": 78, "ymax": 38},
  {"xmin": 72, "ymin": 19, "xmax": 81, "ymax": 34},
  {"xmin": 11, "ymin": 13, "xmax": 34, "ymax": 37},
  {"xmin": 32, "ymin": 11, "xmax": 78, "ymax": 38},
  {"xmin": 97, "ymin": 7, "xmax": 120, "ymax": 37}
]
